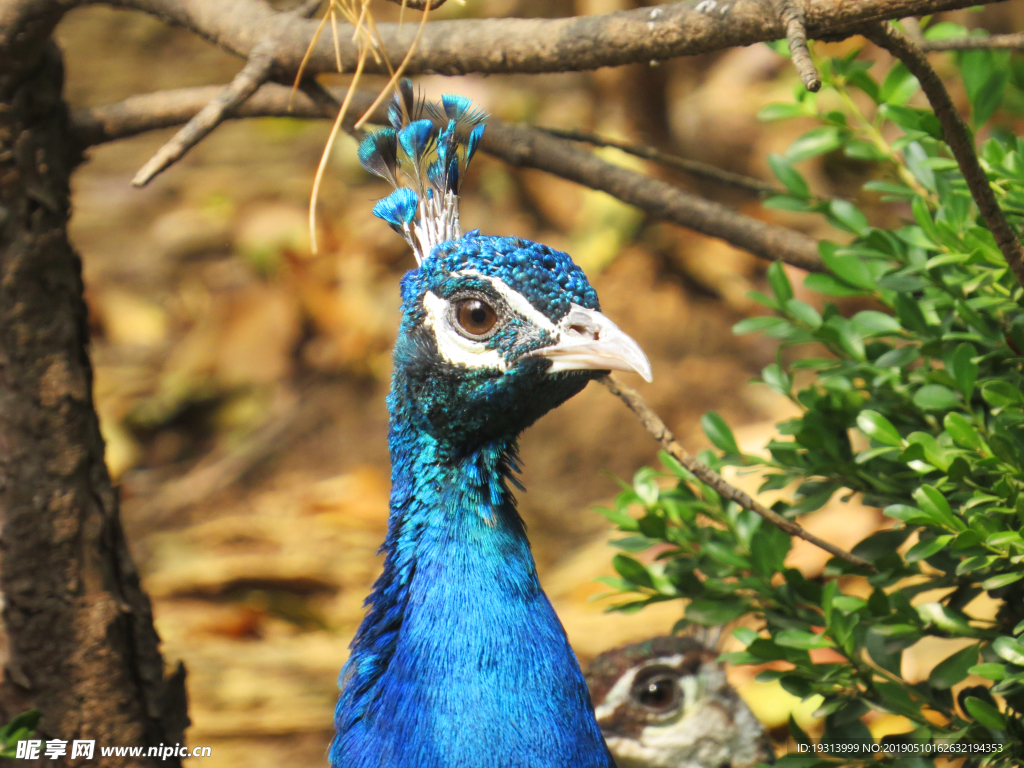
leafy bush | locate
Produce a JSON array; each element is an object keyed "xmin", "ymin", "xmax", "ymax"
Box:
[
  {"xmin": 599, "ymin": 24, "xmax": 1024, "ymax": 767},
  {"xmin": 0, "ymin": 710, "xmax": 40, "ymax": 758}
]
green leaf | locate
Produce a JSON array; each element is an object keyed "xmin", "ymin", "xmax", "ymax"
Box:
[
  {"xmin": 832, "ymin": 596, "xmax": 867, "ymax": 614},
  {"xmin": 767, "ymin": 261, "xmax": 794, "ymax": 304},
  {"xmin": 943, "ymin": 412, "xmax": 987, "ymax": 452},
  {"xmin": 993, "ymin": 636, "xmax": 1024, "ymax": 666},
  {"xmin": 594, "ymin": 505, "xmax": 640, "ymax": 532},
  {"xmin": 879, "ymin": 61, "xmax": 920, "ymax": 105},
  {"xmin": 981, "ymin": 380, "xmax": 1024, "ymax": 409},
  {"xmin": 884, "ymin": 504, "xmax": 933, "ymax": 527},
  {"xmin": 820, "ymin": 242, "xmax": 875, "ymax": 288},
  {"xmin": 784, "ymin": 299, "xmax": 822, "ymax": 328},
  {"xmin": 633, "ymin": 467, "xmax": 660, "ymax": 508},
  {"xmin": 686, "ymin": 597, "xmax": 747, "ymax": 626},
  {"xmin": 928, "ymin": 643, "xmax": 979, "ymax": 689},
  {"xmin": 733, "ymin": 316, "xmax": 788, "ymax": 335},
  {"xmin": 787, "ymin": 715, "xmax": 812, "ymax": 749},
  {"xmin": 768, "ymin": 154, "xmax": 811, "ymax": 199},
  {"xmin": 845, "ymin": 139, "xmax": 887, "ymax": 161},
  {"xmin": 945, "ymin": 342, "xmax": 979, "ymax": 400},
  {"xmin": 961, "ymin": 49, "xmax": 1009, "ymax": 127},
  {"xmin": 702, "ymin": 412, "xmax": 740, "ymax": 454},
  {"xmin": 758, "ymin": 102, "xmax": 810, "ymax": 122},
  {"xmin": 804, "ymin": 273, "xmax": 868, "ymax": 297},
  {"xmin": 904, "ymin": 534, "xmax": 953, "ymax": 562},
  {"xmin": 916, "ymin": 602, "xmax": 981, "ymax": 635},
  {"xmin": 857, "ymin": 410, "xmax": 904, "ymax": 447},
  {"xmin": 982, "ymin": 572, "xmax": 1024, "ymax": 590},
  {"xmin": 912, "ymin": 485, "xmax": 965, "ymax": 530},
  {"xmin": 912, "ymin": 384, "xmax": 960, "ymax": 411},
  {"xmin": 963, "ymin": 696, "xmax": 1006, "ymax": 730},
  {"xmin": 851, "ymin": 310, "xmax": 901, "ymax": 335},
  {"xmin": 761, "ymin": 363, "xmax": 793, "ymax": 397},
  {"xmin": 787, "ymin": 126, "xmax": 844, "ymax": 162},
  {"xmin": 775, "ymin": 630, "xmax": 835, "ymax": 650},
  {"xmin": 969, "ymin": 663, "xmax": 1007, "ymax": 680},
  {"xmin": 612, "ymin": 554, "xmax": 655, "ymax": 590},
  {"xmin": 750, "ymin": 522, "xmax": 790, "ymax": 576},
  {"xmin": 827, "ymin": 199, "xmax": 869, "ymax": 235},
  {"xmin": 702, "ymin": 541, "xmax": 751, "ymax": 569},
  {"xmin": 732, "ymin": 627, "xmax": 760, "ymax": 647},
  {"xmin": 905, "ymin": 431, "xmax": 951, "ymax": 471}
]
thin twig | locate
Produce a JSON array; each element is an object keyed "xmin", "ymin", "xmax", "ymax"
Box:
[
  {"xmin": 69, "ymin": 84, "xmax": 824, "ymax": 272},
  {"xmin": 131, "ymin": 0, "xmax": 322, "ymax": 187},
  {"xmin": 777, "ymin": 0, "xmax": 821, "ymax": 92},
  {"xmin": 921, "ymin": 32, "xmax": 1024, "ymax": 51},
  {"xmin": 862, "ymin": 21, "xmax": 1024, "ymax": 288},
  {"xmin": 599, "ymin": 375, "xmax": 875, "ymax": 571},
  {"xmin": 539, "ymin": 127, "xmax": 783, "ymax": 197},
  {"xmin": 131, "ymin": 42, "xmax": 275, "ymax": 186}
]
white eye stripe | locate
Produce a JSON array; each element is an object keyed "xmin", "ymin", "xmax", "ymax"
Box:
[
  {"xmin": 452, "ymin": 270, "xmax": 559, "ymax": 335},
  {"xmin": 422, "ymin": 291, "xmax": 508, "ymax": 371}
]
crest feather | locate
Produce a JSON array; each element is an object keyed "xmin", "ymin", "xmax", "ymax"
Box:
[{"xmin": 357, "ymin": 80, "xmax": 488, "ymax": 265}]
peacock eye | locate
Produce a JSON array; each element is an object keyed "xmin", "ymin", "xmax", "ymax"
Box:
[
  {"xmin": 454, "ymin": 298, "xmax": 498, "ymax": 338},
  {"xmin": 632, "ymin": 673, "xmax": 680, "ymax": 712}
]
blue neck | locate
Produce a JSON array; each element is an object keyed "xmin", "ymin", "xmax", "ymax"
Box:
[{"xmin": 330, "ymin": 403, "xmax": 613, "ymax": 768}]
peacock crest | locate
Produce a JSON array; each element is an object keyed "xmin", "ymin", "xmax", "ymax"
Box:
[{"xmin": 358, "ymin": 80, "xmax": 487, "ymax": 265}]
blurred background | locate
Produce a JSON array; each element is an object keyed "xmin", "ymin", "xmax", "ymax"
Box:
[{"xmin": 37, "ymin": 1, "xmax": 1024, "ymax": 765}]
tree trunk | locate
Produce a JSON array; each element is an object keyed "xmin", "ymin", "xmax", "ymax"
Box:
[{"xmin": 0, "ymin": 39, "xmax": 188, "ymax": 767}]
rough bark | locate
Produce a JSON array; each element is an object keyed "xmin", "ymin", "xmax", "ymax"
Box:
[
  {"xmin": 90, "ymin": 0, "xmax": 1005, "ymax": 77},
  {"xmin": 0, "ymin": 41, "xmax": 187, "ymax": 767}
]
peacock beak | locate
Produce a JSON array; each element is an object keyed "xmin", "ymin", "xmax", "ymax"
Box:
[{"xmin": 528, "ymin": 304, "xmax": 653, "ymax": 382}]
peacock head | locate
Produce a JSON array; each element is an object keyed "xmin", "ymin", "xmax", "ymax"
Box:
[
  {"xmin": 361, "ymin": 82, "xmax": 650, "ymax": 446},
  {"xmin": 585, "ymin": 636, "xmax": 774, "ymax": 768}
]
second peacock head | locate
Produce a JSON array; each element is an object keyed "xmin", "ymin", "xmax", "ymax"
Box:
[{"xmin": 360, "ymin": 81, "xmax": 651, "ymax": 447}]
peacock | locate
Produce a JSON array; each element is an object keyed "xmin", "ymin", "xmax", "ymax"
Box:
[
  {"xmin": 329, "ymin": 81, "xmax": 652, "ymax": 768},
  {"xmin": 585, "ymin": 636, "xmax": 775, "ymax": 768}
]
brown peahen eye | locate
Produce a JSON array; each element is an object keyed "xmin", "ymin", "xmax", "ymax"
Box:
[
  {"xmin": 455, "ymin": 299, "xmax": 498, "ymax": 338},
  {"xmin": 632, "ymin": 672, "xmax": 680, "ymax": 712}
]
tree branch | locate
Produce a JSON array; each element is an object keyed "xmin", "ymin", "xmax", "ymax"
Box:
[
  {"xmin": 922, "ymin": 32, "xmax": 1024, "ymax": 51},
  {"xmin": 70, "ymin": 84, "xmax": 825, "ymax": 272},
  {"xmin": 130, "ymin": 0, "xmax": 321, "ymax": 186},
  {"xmin": 486, "ymin": 120, "xmax": 824, "ymax": 272},
  {"xmin": 777, "ymin": 0, "xmax": 821, "ymax": 92},
  {"xmin": 862, "ymin": 21, "xmax": 1024, "ymax": 287},
  {"xmin": 598, "ymin": 375, "xmax": 876, "ymax": 572},
  {"xmin": 538, "ymin": 127, "xmax": 783, "ymax": 197},
  {"xmin": 81, "ymin": 0, "xmax": 1001, "ymax": 78}
]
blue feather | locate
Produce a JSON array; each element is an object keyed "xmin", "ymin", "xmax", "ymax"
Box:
[
  {"xmin": 398, "ymin": 119, "xmax": 436, "ymax": 165},
  {"xmin": 426, "ymin": 158, "xmax": 443, "ymax": 191},
  {"xmin": 372, "ymin": 188, "xmax": 419, "ymax": 227},
  {"xmin": 465, "ymin": 124, "xmax": 485, "ymax": 166},
  {"xmin": 358, "ymin": 128, "xmax": 399, "ymax": 186},
  {"xmin": 389, "ymin": 78, "xmax": 426, "ymax": 129},
  {"xmin": 428, "ymin": 93, "xmax": 488, "ymax": 136},
  {"xmin": 363, "ymin": 81, "xmax": 492, "ymax": 261}
]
